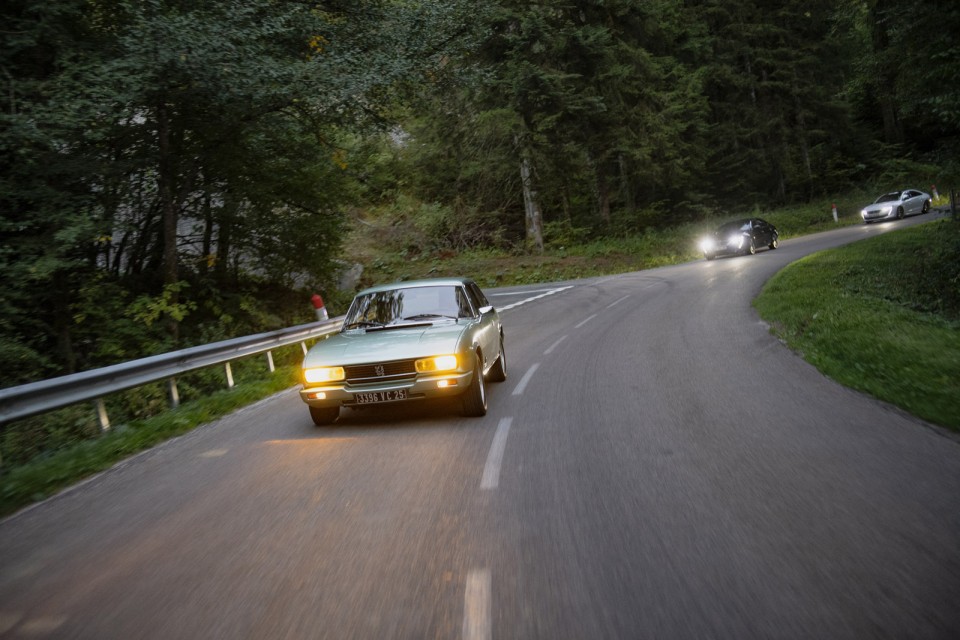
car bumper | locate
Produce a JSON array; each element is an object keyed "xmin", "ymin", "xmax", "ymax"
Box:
[
  {"xmin": 299, "ymin": 369, "xmax": 475, "ymax": 408},
  {"xmin": 862, "ymin": 209, "xmax": 896, "ymax": 222}
]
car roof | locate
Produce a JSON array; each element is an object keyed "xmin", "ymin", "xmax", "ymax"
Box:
[{"xmin": 356, "ymin": 277, "xmax": 475, "ymax": 296}]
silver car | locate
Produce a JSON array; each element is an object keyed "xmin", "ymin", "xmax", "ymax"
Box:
[
  {"xmin": 299, "ymin": 278, "xmax": 506, "ymax": 425},
  {"xmin": 861, "ymin": 189, "xmax": 931, "ymax": 223}
]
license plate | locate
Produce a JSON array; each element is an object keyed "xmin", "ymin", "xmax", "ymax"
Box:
[{"xmin": 354, "ymin": 389, "xmax": 408, "ymax": 404}]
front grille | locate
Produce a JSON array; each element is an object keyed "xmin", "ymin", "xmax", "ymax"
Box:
[{"xmin": 344, "ymin": 359, "xmax": 417, "ymax": 385}]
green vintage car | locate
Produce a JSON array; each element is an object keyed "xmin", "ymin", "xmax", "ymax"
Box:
[{"xmin": 299, "ymin": 278, "xmax": 506, "ymax": 425}]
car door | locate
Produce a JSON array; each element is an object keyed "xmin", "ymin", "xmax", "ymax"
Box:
[
  {"xmin": 752, "ymin": 219, "xmax": 769, "ymax": 245},
  {"xmin": 903, "ymin": 191, "xmax": 920, "ymax": 215},
  {"xmin": 464, "ymin": 283, "xmax": 498, "ymax": 371}
]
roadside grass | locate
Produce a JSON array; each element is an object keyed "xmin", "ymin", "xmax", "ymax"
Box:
[
  {"xmin": 754, "ymin": 219, "xmax": 960, "ymax": 431},
  {"xmin": 350, "ymin": 192, "xmax": 872, "ymax": 288},
  {"xmin": 0, "ymin": 367, "xmax": 301, "ymax": 518}
]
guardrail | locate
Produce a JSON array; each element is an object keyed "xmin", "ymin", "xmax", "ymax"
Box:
[{"xmin": 0, "ymin": 317, "xmax": 344, "ymax": 430}]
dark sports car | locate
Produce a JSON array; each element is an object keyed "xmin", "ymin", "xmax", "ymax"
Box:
[{"xmin": 698, "ymin": 218, "xmax": 779, "ymax": 260}]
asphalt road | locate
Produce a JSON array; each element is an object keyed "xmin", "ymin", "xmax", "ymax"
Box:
[{"xmin": 2, "ymin": 212, "xmax": 959, "ymax": 639}]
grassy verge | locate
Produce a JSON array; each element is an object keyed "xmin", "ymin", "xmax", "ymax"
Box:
[
  {"xmin": 349, "ymin": 193, "xmax": 872, "ymax": 288},
  {"xmin": 0, "ymin": 367, "xmax": 301, "ymax": 518},
  {"xmin": 754, "ymin": 219, "xmax": 960, "ymax": 430}
]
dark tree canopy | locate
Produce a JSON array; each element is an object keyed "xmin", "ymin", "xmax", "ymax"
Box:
[{"xmin": 1, "ymin": 0, "xmax": 956, "ymax": 385}]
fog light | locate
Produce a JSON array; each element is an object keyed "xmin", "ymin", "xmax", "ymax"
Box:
[
  {"xmin": 311, "ymin": 392, "xmax": 326, "ymax": 400},
  {"xmin": 437, "ymin": 379, "xmax": 457, "ymax": 388}
]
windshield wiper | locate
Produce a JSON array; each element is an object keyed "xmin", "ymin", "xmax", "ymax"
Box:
[
  {"xmin": 401, "ymin": 314, "xmax": 460, "ymax": 321},
  {"xmin": 343, "ymin": 320, "xmax": 383, "ymax": 330}
]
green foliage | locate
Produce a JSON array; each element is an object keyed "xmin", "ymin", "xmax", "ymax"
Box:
[{"xmin": 755, "ymin": 220, "xmax": 960, "ymax": 430}]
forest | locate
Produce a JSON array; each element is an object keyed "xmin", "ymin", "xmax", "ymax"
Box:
[{"xmin": 2, "ymin": 0, "xmax": 958, "ymax": 390}]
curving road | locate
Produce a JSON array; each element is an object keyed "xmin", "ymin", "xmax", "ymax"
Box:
[{"xmin": 2, "ymin": 213, "xmax": 959, "ymax": 639}]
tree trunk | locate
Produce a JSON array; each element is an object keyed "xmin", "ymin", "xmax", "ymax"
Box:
[
  {"xmin": 618, "ymin": 152, "xmax": 634, "ymax": 212},
  {"xmin": 519, "ymin": 147, "xmax": 544, "ymax": 254},
  {"xmin": 871, "ymin": 0, "xmax": 904, "ymax": 144},
  {"xmin": 156, "ymin": 100, "xmax": 180, "ymax": 342}
]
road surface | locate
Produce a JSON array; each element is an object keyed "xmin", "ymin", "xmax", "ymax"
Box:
[{"xmin": 1, "ymin": 212, "xmax": 958, "ymax": 639}]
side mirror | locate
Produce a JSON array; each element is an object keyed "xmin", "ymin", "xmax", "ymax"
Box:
[{"xmin": 479, "ymin": 305, "xmax": 494, "ymax": 315}]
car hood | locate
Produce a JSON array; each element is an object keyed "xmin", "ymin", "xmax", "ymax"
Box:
[
  {"xmin": 863, "ymin": 202, "xmax": 896, "ymax": 212},
  {"xmin": 303, "ymin": 322, "xmax": 469, "ymax": 367}
]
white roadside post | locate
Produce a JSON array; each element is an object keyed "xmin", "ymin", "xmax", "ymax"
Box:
[
  {"xmin": 311, "ymin": 293, "xmax": 329, "ymax": 321},
  {"xmin": 832, "ymin": 203, "xmax": 838, "ymax": 223}
]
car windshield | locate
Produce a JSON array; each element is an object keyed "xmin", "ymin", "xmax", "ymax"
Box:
[
  {"xmin": 875, "ymin": 192, "xmax": 902, "ymax": 203},
  {"xmin": 717, "ymin": 220, "xmax": 750, "ymax": 234},
  {"xmin": 343, "ymin": 285, "xmax": 471, "ymax": 329}
]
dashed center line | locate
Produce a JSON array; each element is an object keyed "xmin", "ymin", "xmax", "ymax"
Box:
[
  {"xmin": 606, "ymin": 294, "xmax": 631, "ymax": 309},
  {"xmin": 574, "ymin": 313, "xmax": 597, "ymax": 329},
  {"xmin": 512, "ymin": 363, "xmax": 539, "ymax": 396},
  {"xmin": 481, "ymin": 418, "xmax": 512, "ymax": 490},
  {"xmin": 463, "ymin": 569, "xmax": 492, "ymax": 640},
  {"xmin": 544, "ymin": 335, "xmax": 568, "ymax": 355}
]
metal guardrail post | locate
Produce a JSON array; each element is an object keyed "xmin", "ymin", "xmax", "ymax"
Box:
[
  {"xmin": 224, "ymin": 362, "xmax": 235, "ymax": 389},
  {"xmin": 301, "ymin": 342, "xmax": 308, "ymax": 356},
  {"xmin": 168, "ymin": 378, "xmax": 180, "ymax": 408},
  {"xmin": 95, "ymin": 399, "xmax": 110, "ymax": 432},
  {"xmin": 266, "ymin": 351, "xmax": 275, "ymax": 373}
]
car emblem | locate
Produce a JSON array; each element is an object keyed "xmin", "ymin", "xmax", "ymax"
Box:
[{"xmin": 375, "ymin": 365, "xmax": 386, "ymax": 377}]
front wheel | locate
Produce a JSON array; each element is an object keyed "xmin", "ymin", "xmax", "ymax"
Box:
[
  {"xmin": 745, "ymin": 240, "xmax": 756, "ymax": 255},
  {"xmin": 704, "ymin": 253, "xmax": 715, "ymax": 261},
  {"xmin": 897, "ymin": 206, "xmax": 905, "ymax": 219},
  {"xmin": 461, "ymin": 359, "xmax": 488, "ymax": 417},
  {"xmin": 922, "ymin": 200, "xmax": 930, "ymax": 213},
  {"xmin": 487, "ymin": 338, "xmax": 507, "ymax": 382},
  {"xmin": 769, "ymin": 235, "xmax": 779, "ymax": 250},
  {"xmin": 309, "ymin": 406, "xmax": 339, "ymax": 426}
]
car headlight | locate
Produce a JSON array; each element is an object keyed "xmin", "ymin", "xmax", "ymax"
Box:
[
  {"xmin": 699, "ymin": 238, "xmax": 715, "ymax": 253},
  {"xmin": 861, "ymin": 209, "xmax": 868, "ymax": 217},
  {"xmin": 304, "ymin": 366, "xmax": 345, "ymax": 384},
  {"xmin": 415, "ymin": 355, "xmax": 458, "ymax": 373}
]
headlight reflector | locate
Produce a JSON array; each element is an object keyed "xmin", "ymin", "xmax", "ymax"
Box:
[
  {"xmin": 698, "ymin": 238, "xmax": 715, "ymax": 253},
  {"xmin": 415, "ymin": 355, "xmax": 458, "ymax": 373},
  {"xmin": 304, "ymin": 366, "xmax": 345, "ymax": 384}
]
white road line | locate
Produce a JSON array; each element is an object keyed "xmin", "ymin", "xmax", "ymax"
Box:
[
  {"xmin": 498, "ymin": 285, "xmax": 574, "ymax": 311},
  {"xmin": 489, "ymin": 288, "xmax": 560, "ymax": 296},
  {"xmin": 574, "ymin": 313, "xmax": 597, "ymax": 329},
  {"xmin": 606, "ymin": 294, "xmax": 631, "ymax": 309},
  {"xmin": 481, "ymin": 417, "xmax": 512, "ymax": 490},
  {"xmin": 544, "ymin": 335, "xmax": 567, "ymax": 355},
  {"xmin": 463, "ymin": 569, "xmax": 492, "ymax": 640},
  {"xmin": 512, "ymin": 363, "xmax": 539, "ymax": 396}
]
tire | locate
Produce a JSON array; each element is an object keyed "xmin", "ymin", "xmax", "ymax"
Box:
[
  {"xmin": 897, "ymin": 206, "xmax": 904, "ymax": 219},
  {"xmin": 461, "ymin": 358, "xmax": 487, "ymax": 417},
  {"xmin": 309, "ymin": 406, "xmax": 339, "ymax": 426},
  {"xmin": 922, "ymin": 200, "xmax": 930, "ymax": 213},
  {"xmin": 487, "ymin": 337, "xmax": 507, "ymax": 382},
  {"xmin": 745, "ymin": 240, "xmax": 756, "ymax": 255},
  {"xmin": 769, "ymin": 234, "xmax": 779, "ymax": 250},
  {"xmin": 704, "ymin": 253, "xmax": 715, "ymax": 261}
]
